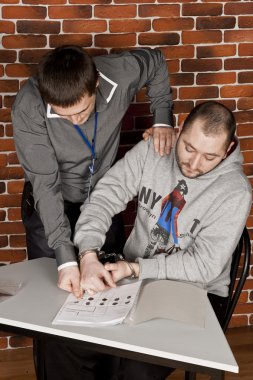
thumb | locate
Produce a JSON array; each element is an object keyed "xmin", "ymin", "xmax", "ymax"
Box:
[
  {"xmin": 103, "ymin": 270, "xmax": 116, "ymax": 288},
  {"xmin": 71, "ymin": 278, "xmax": 81, "ymax": 298}
]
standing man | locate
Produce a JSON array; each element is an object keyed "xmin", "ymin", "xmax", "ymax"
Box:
[{"xmin": 12, "ymin": 45, "xmax": 175, "ymax": 295}]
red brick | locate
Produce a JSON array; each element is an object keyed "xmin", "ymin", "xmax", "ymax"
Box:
[
  {"xmin": 238, "ymin": 16, "xmax": 253, "ymax": 29},
  {"xmin": 179, "ymin": 86, "xmax": 219, "ymax": 100},
  {"xmin": 221, "ymin": 85, "xmax": 253, "ymax": 98},
  {"xmin": 238, "ymin": 98, "xmax": 253, "ymax": 111},
  {"xmin": 0, "ymin": 236, "xmax": 8, "ymax": 248},
  {"xmin": 2, "ymin": 6, "xmax": 47, "ymax": 19},
  {"xmin": 225, "ymin": 30, "xmax": 253, "ymax": 43},
  {"xmin": 95, "ymin": 5, "xmax": 136, "ymax": 18},
  {"xmin": 19, "ymin": 49, "xmax": 51, "ymax": 64},
  {"xmin": 139, "ymin": 33, "xmax": 179, "ymax": 46},
  {"xmin": 7, "ymin": 181, "xmax": 24, "ymax": 194},
  {"xmin": 115, "ymin": 0, "xmax": 154, "ymax": 2},
  {"xmin": 0, "ymin": 338, "xmax": 8, "ymax": 350},
  {"xmin": 5, "ymin": 124, "xmax": 13, "ymax": 138},
  {"xmin": 2, "ymin": 35, "xmax": 47, "ymax": 49},
  {"xmin": 17, "ymin": 20, "xmax": 60, "ymax": 34},
  {"xmin": 23, "ymin": 0, "xmax": 66, "ymax": 3},
  {"xmin": 0, "ymin": 20, "xmax": 15, "ymax": 34},
  {"xmin": 5, "ymin": 64, "xmax": 37, "ymax": 78},
  {"xmin": 9, "ymin": 235, "xmax": 26, "ymax": 248},
  {"xmin": 0, "ymin": 167, "xmax": 24, "ymax": 180},
  {"xmin": 239, "ymin": 43, "xmax": 253, "ymax": 57},
  {"xmin": 110, "ymin": 19, "xmax": 150, "ymax": 33},
  {"xmin": 0, "ymin": 109, "xmax": 11, "ymax": 123},
  {"xmin": 173, "ymin": 101, "xmax": 194, "ymax": 115},
  {"xmin": 1, "ymin": 0, "xmax": 19, "ymax": 3},
  {"xmin": 197, "ymin": 44, "xmax": 236, "ymax": 58},
  {"xmin": 225, "ymin": 2, "xmax": 253, "ymax": 15},
  {"xmin": 183, "ymin": 3, "xmax": 222, "ymax": 16},
  {"xmin": 0, "ymin": 180, "xmax": 6, "ymax": 191},
  {"xmin": 63, "ymin": 20, "xmax": 107, "ymax": 33},
  {"xmin": 0, "ymin": 210, "xmax": 6, "ymax": 221},
  {"xmin": 229, "ymin": 315, "xmax": 248, "ymax": 328},
  {"xmin": 0, "ymin": 249, "xmax": 26, "ymax": 262},
  {"xmin": 0, "ymin": 221, "xmax": 25, "ymax": 234},
  {"xmin": 225, "ymin": 58, "xmax": 253, "ymax": 70},
  {"xmin": 9, "ymin": 335, "xmax": 33, "ymax": 348},
  {"xmin": 182, "ymin": 30, "xmax": 222, "ymax": 44},
  {"xmin": 0, "ymin": 138, "xmax": 15, "ymax": 152},
  {"xmin": 167, "ymin": 59, "xmax": 180, "ymax": 74},
  {"xmin": 234, "ymin": 302, "xmax": 253, "ymax": 315},
  {"xmin": 50, "ymin": 34, "xmax": 92, "ymax": 47},
  {"xmin": 0, "ymin": 80, "xmax": 19, "ymax": 93},
  {"xmin": 70, "ymin": 0, "xmax": 111, "ymax": 3},
  {"xmin": 48, "ymin": 6, "xmax": 91, "ymax": 19},
  {"xmin": 0, "ymin": 154, "xmax": 7, "ymax": 167},
  {"xmin": 237, "ymin": 124, "xmax": 253, "ymax": 138},
  {"xmin": 160, "ymin": 45, "xmax": 194, "ymax": 59},
  {"xmin": 182, "ymin": 59, "xmax": 221, "ymax": 72},
  {"xmin": 197, "ymin": 72, "xmax": 236, "ymax": 85},
  {"xmin": 8, "ymin": 208, "xmax": 22, "ymax": 221},
  {"xmin": 197, "ymin": 16, "xmax": 235, "ymax": 30},
  {"xmin": 8, "ymin": 153, "xmax": 19, "ymax": 165},
  {"xmin": 243, "ymin": 164, "xmax": 253, "ymax": 177},
  {"xmin": 170, "ymin": 73, "xmax": 194, "ymax": 86},
  {"xmin": 238, "ymin": 71, "xmax": 253, "ymax": 84},
  {"xmin": 243, "ymin": 151, "xmax": 253, "ymax": 164},
  {"xmin": 153, "ymin": 18, "xmax": 193, "ymax": 32},
  {"xmin": 139, "ymin": 4, "xmax": 179, "ymax": 18},
  {"xmin": 95, "ymin": 34, "xmax": 136, "ymax": 47},
  {"xmin": 238, "ymin": 136, "xmax": 253, "ymax": 150},
  {"xmin": 4, "ymin": 96, "xmax": 16, "ymax": 109}
]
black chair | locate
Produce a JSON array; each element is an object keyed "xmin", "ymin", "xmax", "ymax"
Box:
[
  {"xmin": 221, "ymin": 226, "xmax": 251, "ymax": 332},
  {"xmin": 185, "ymin": 226, "xmax": 251, "ymax": 380}
]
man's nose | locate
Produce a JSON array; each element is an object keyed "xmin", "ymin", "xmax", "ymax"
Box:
[
  {"xmin": 70, "ymin": 114, "xmax": 82, "ymax": 124},
  {"xmin": 190, "ymin": 154, "xmax": 202, "ymax": 170}
]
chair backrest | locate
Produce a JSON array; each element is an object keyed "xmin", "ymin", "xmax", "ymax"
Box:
[{"xmin": 221, "ymin": 226, "xmax": 251, "ymax": 332}]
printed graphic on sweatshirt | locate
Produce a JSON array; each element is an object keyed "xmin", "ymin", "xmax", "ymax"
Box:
[{"xmin": 144, "ymin": 180, "xmax": 188, "ymax": 258}]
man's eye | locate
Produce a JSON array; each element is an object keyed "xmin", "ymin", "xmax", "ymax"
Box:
[
  {"xmin": 185, "ymin": 145, "xmax": 194, "ymax": 153},
  {"xmin": 205, "ymin": 156, "xmax": 215, "ymax": 161}
]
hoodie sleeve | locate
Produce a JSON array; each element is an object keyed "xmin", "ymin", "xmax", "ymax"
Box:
[
  {"xmin": 138, "ymin": 181, "xmax": 252, "ymax": 291},
  {"xmin": 74, "ymin": 140, "xmax": 150, "ymax": 253}
]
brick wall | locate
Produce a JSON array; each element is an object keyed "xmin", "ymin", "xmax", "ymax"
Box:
[{"xmin": 0, "ymin": 1, "xmax": 252, "ymax": 349}]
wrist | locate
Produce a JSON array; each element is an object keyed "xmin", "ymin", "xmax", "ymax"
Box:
[
  {"xmin": 124, "ymin": 261, "xmax": 139, "ymax": 279},
  {"xmin": 78, "ymin": 250, "xmax": 98, "ymax": 264}
]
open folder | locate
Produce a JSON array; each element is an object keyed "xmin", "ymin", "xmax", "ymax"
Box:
[{"xmin": 53, "ymin": 279, "xmax": 207, "ymax": 328}]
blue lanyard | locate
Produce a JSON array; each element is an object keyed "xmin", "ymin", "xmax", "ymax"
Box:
[{"xmin": 73, "ymin": 111, "xmax": 98, "ymax": 162}]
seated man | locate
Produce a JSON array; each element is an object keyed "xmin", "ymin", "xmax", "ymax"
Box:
[{"xmin": 71, "ymin": 101, "xmax": 251, "ymax": 380}]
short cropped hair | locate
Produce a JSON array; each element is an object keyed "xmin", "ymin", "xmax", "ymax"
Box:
[
  {"xmin": 182, "ymin": 101, "xmax": 236, "ymax": 147},
  {"xmin": 37, "ymin": 45, "xmax": 99, "ymax": 107}
]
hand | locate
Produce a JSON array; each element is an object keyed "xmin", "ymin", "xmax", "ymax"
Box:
[
  {"xmin": 58, "ymin": 266, "xmax": 81, "ymax": 298},
  {"xmin": 104, "ymin": 261, "xmax": 139, "ymax": 283},
  {"xmin": 79, "ymin": 251, "xmax": 116, "ymax": 295},
  {"xmin": 143, "ymin": 127, "xmax": 176, "ymax": 156}
]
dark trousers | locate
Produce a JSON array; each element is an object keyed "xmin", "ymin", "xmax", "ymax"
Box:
[{"xmin": 21, "ymin": 181, "xmax": 126, "ymax": 260}]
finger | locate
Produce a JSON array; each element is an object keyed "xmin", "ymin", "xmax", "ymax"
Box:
[
  {"xmin": 153, "ymin": 132, "xmax": 160, "ymax": 154},
  {"xmin": 103, "ymin": 270, "xmax": 116, "ymax": 288},
  {"xmin": 104, "ymin": 263, "xmax": 117, "ymax": 271},
  {"xmin": 142, "ymin": 131, "xmax": 149, "ymax": 141},
  {"xmin": 72, "ymin": 281, "xmax": 82, "ymax": 299},
  {"xmin": 165, "ymin": 134, "xmax": 172, "ymax": 155},
  {"xmin": 58, "ymin": 282, "xmax": 72, "ymax": 293}
]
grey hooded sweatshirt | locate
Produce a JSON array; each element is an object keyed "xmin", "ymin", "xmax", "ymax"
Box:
[{"xmin": 74, "ymin": 139, "xmax": 251, "ymax": 297}]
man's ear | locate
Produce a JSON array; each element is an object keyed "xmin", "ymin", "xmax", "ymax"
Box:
[{"xmin": 223, "ymin": 141, "xmax": 235, "ymax": 158}]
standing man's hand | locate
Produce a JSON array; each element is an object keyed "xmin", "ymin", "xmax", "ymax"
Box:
[
  {"xmin": 143, "ymin": 127, "xmax": 176, "ymax": 156},
  {"xmin": 79, "ymin": 251, "xmax": 116, "ymax": 295},
  {"xmin": 58, "ymin": 266, "xmax": 81, "ymax": 298}
]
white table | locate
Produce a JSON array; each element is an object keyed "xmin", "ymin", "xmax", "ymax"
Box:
[{"xmin": 0, "ymin": 258, "xmax": 238, "ymax": 380}]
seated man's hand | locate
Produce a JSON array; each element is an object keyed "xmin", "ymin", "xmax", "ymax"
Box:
[
  {"xmin": 143, "ymin": 126, "xmax": 176, "ymax": 156},
  {"xmin": 58, "ymin": 266, "xmax": 81, "ymax": 298},
  {"xmin": 104, "ymin": 261, "xmax": 139, "ymax": 283},
  {"xmin": 79, "ymin": 251, "xmax": 116, "ymax": 295}
]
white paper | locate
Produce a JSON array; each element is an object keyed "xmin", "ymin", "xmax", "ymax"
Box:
[{"xmin": 52, "ymin": 281, "xmax": 142, "ymax": 326}]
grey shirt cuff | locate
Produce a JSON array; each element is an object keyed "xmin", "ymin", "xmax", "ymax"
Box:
[
  {"xmin": 137, "ymin": 255, "xmax": 166, "ymax": 280},
  {"xmin": 55, "ymin": 244, "xmax": 77, "ymax": 267}
]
